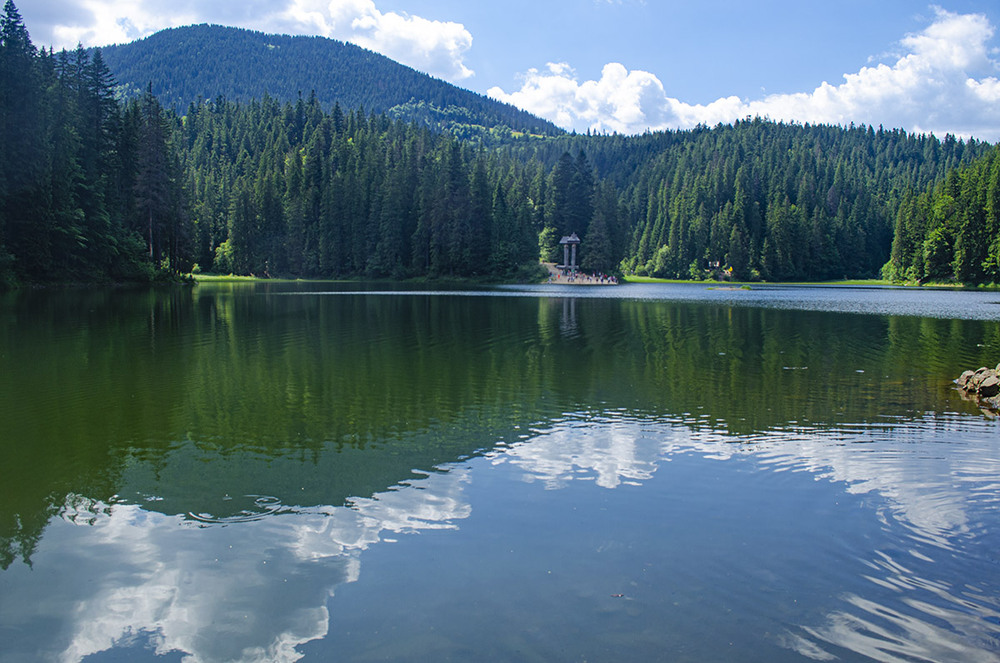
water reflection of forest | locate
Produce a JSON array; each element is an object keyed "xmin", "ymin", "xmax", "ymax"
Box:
[{"xmin": 2, "ymin": 285, "xmax": 998, "ymax": 567}]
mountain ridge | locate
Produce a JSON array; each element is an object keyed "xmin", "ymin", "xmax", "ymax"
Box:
[{"xmin": 97, "ymin": 24, "xmax": 562, "ymax": 137}]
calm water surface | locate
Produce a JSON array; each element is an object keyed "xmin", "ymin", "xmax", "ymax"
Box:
[{"xmin": 1, "ymin": 282, "xmax": 999, "ymax": 662}]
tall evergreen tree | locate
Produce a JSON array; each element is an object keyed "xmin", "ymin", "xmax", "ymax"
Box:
[
  {"xmin": 581, "ymin": 179, "xmax": 618, "ymax": 273},
  {"xmin": 1, "ymin": 0, "xmax": 43, "ymax": 279},
  {"xmin": 131, "ymin": 85, "xmax": 181, "ymax": 266}
]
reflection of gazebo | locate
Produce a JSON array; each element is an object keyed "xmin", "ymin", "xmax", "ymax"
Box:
[{"xmin": 559, "ymin": 233, "xmax": 581, "ymax": 275}]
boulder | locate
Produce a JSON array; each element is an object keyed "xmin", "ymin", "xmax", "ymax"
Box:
[
  {"xmin": 979, "ymin": 375, "xmax": 1000, "ymax": 398},
  {"xmin": 971, "ymin": 367, "xmax": 991, "ymax": 389},
  {"xmin": 957, "ymin": 370, "xmax": 976, "ymax": 388},
  {"xmin": 957, "ymin": 363, "xmax": 1000, "ymax": 413}
]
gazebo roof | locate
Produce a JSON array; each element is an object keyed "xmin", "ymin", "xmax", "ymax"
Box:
[{"xmin": 559, "ymin": 233, "xmax": 581, "ymax": 245}]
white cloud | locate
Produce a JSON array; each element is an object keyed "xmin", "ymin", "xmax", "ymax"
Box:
[
  {"xmin": 277, "ymin": 0, "xmax": 474, "ymax": 80},
  {"xmin": 26, "ymin": 0, "xmax": 474, "ymax": 83},
  {"xmin": 489, "ymin": 8, "xmax": 1000, "ymax": 140}
]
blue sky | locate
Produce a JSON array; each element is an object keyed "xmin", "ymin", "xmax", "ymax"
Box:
[{"xmin": 18, "ymin": 0, "xmax": 1000, "ymax": 140}]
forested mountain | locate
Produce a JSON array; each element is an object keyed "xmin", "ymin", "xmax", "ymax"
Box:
[
  {"xmin": 98, "ymin": 24, "xmax": 561, "ymax": 139},
  {"xmin": 3, "ymin": 0, "xmax": 999, "ymax": 288}
]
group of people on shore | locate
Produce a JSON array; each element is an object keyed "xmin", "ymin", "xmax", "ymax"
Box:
[{"xmin": 548, "ymin": 270, "xmax": 618, "ymax": 285}]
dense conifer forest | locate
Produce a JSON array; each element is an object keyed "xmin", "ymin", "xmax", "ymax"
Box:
[
  {"xmin": 885, "ymin": 146, "xmax": 1000, "ymax": 284},
  {"xmin": 519, "ymin": 123, "xmax": 992, "ymax": 281},
  {"xmin": 2, "ymin": 0, "xmax": 999, "ymax": 287},
  {"xmin": 182, "ymin": 95, "xmax": 543, "ymax": 279},
  {"xmin": 0, "ymin": 1, "xmax": 187, "ymax": 286}
]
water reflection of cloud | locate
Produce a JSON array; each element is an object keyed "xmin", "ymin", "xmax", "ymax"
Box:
[
  {"xmin": 5, "ymin": 412, "xmax": 997, "ymax": 662},
  {"xmin": 744, "ymin": 420, "xmax": 1000, "ymax": 552},
  {"xmin": 55, "ymin": 503, "xmax": 343, "ymax": 663},
  {"xmin": 499, "ymin": 412, "xmax": 999, "ymax": 549},
  {"xmin": 796, "ymin": 592, "xmax": 1000, "ymax": 663},
  {"xmin": 494, "ymin": 416, "xmax": 665, "ymax": 489},
  {"xmin": 2, "ymin": 468, "xmax": 471, "ymax": 663},
  {"xmin": 489, "ymin": 412, "xmax": 1000, "ymax": 662}
]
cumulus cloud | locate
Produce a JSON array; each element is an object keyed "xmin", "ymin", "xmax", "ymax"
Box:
[
  {"xmin": 488, "ymin": 8, "xmax": 1000, "ymax": 140},
  {"xmin": 23, "ymin": 0, "xmax": 474, "ymax": 82},
  {"xmin": 276, "ymin": 0, "xmax": 473, "ymax": 80}
]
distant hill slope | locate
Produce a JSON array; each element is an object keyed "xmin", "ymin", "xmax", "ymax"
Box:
[{"xmin": 99, "ymin": 24, "xmax": 562, "ymax": 137}]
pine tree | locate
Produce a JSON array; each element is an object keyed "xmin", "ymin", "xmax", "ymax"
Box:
[
  {"xmin": 953, "ymin": 167, "xmax": 987, "ymax": 284},
  {"xmin": 581, "ymin": 179, "xmax": 617, "ymax": 273},
  {"xmin": 1, "ymin": 0, "xmax": 43, "ymax": 279},
  {"xmin": 984, "ymin": 153, "xmax": 1000, "ymax": 282},
  {"xmin": 132, "ymin": 86, "xmax": 174, "ymax": 264}
]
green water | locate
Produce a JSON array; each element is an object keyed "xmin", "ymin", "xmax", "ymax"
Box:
[{"xmin": 1, "ymin": 282, "xmax": 999, "ymax": 662}]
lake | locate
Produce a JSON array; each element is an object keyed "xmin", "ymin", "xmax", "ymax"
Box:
[{"xmin": 1, "ymin": 281, "xmax": 999, "ymax": 662}]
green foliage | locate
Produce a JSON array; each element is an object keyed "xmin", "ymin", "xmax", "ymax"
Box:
[
  {"xmin": 176, "ymin": 97, "xmax": 544, "ymax": 279},
  {"xmin": 510, "ymin": 119, "xmax": 989, "ymax": 281},
  {"xmin": 580, "ymin": 180, "xmax": 618, "ymax": 273},
  {"xmin": 923, "ymin": 225, "xmax": 953, "ymax": 281},
  {"xmin": 213, "ymin": 239, "xmax": 234, "ymax": 274},
  {"xmin": 538, "ymin": 225, "xmax": 559, "ymax": 263},
  {"xmin": 885, "ymin": 145, "xmax": 1000, "ymax": 284},
  {"xmin": 0, "ymin": 2, "xmax": 178, "ymax": 284}
]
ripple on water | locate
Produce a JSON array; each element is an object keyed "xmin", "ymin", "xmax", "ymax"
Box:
[{"xmin": 187, "ymin": 494, "xmax": 288, "ymax": 524}]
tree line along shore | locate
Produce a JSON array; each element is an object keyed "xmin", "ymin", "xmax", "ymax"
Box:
[{"xmin": 2, "ymin": 1, "xmax": 999, "ymax": 289}]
